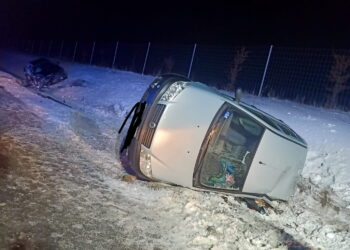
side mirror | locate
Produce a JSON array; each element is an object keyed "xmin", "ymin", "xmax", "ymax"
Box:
[{"xmin": 235, "ymin": 88, "xmax": 242, "ymax": 104}]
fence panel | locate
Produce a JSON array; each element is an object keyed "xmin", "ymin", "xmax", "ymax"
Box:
[
  {"xmin": 93, "ymin": 41, "xmax": 117, "ymax": 67},
  {"xmin": 191, "ymin": 45, "xmax": 268, "ymax": 93},
  {"xmin": 190, "ymin": 44, "xmax": 233, "ymax": 89},
  {"xmin": 33, "ymin": 40, "xmax": 42, "ymax": 55},
  {"xmin": 9, "ymin": 39, "xmax": 21, "ymax": 50},
  {"xmin": 115, "ymin": 42, "xmax": 149, "ymax": 73},
  {"xmin": 22, "ymin": 40, "xmax": 32, "ymax": 53},
  {"xmin": 75, "ymin": 41, "xmax": 92, "ymax": 64},
  {"xmin": 263, "ymin": 47, "xmax": 332, "ymax": 106},
  {"xmin": 39, "ymin": 40, "xmax": 50, "ymax": 57},
  {"xmin": 60, "ymin": 41, "xmax": 76, "ymax": 61},
  {"xmin": 3, "ymin": 39, "xmax": 350, "ymax": 110},
  {"xmin": 144, "ymin": 43, "xmax": 193, "ymax": 76},
  {"xmin": 49, "ymin": 41, "xmax": 62, "ymax": 58}
]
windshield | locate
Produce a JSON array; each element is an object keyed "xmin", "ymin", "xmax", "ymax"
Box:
[{"xmin": 198, "ymin": 103, "xmax": 264, "ymax": 191}]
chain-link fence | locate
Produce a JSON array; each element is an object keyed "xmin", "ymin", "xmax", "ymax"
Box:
[{"xmin": 3, "ymin": 39, "xmax": 350, "ymax": 110}]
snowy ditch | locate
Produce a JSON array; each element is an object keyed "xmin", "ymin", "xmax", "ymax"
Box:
[{"xmin": 1, "ymin": 50, "xmax": 350, "ymax": 249}]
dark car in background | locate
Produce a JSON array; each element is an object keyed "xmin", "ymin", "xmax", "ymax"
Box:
[{"xmin": 24, "ymin": 58, "xmax": 67, "ymax": 89}]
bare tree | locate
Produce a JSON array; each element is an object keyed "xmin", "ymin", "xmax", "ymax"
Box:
[
  {"xmin": 325, "ymin": 54, "xmax": 350, "ymax": 109},
  {"xmin": 227, "ymin": 47, "xmax": 249, "ymax": 91}
]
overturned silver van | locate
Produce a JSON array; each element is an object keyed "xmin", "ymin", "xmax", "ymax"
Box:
[{"xmin": 119, "ymin": 74, "xmax": 307, "ymax": 202}]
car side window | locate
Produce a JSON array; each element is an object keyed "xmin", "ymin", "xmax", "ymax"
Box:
[{"xmin": 199, "ymin": 105, "xmax": 264, "ymax": 191}]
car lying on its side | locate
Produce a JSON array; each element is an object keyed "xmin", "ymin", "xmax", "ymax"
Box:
[
  {"xmin": 119, "ymin": 74, "xmax": 307, "ymax": 203},
  {"xmin": 24, "ymin": 58, "xmax": 67, "ymax": 89}
]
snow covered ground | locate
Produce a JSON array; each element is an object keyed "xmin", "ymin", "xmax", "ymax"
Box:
[{"xmin": 1, "ymin": 50, "xmax": 350, "ymax": 249}]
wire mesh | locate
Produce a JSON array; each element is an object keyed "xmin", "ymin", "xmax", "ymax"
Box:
[
  {"xmin": 262, "ymin": 47, "xmax": 350, "ymax": 109},
  {"xmin": 75, "ymin": 41, "xmax": 93, "ymax": 64},
  {"xmin": 114, "ymin": 42, "xmax": 149, "ymax": 73},
  {"xmin": 92, "ymin": 41, "xmax": 117, "ymax": 67},
  {"xmin": 4, "ymin": 39, "xmax": 350, "ymax": 110},
  {"xmin": 144, "ymin": 43, "xmax": 194, "ymax": 76},
  {"xmin": 49, "ymin": 40, "xmax": 63, "ymax": 58},
  {"xmin": 191, "ymin": 45, "xmax": 268, "ymax": 93},
  {"xmin": 60, "ymin": 41, "xmax": 76, "ymax": 61},
  {"xmin": 39, "ymin": 40, "xmax": 50, "ymax": 57}
]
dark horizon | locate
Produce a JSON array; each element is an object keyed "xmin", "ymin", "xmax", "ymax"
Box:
[{"xmin": 2, "ymin": 0, "xmax": 350, "ymax": 48}]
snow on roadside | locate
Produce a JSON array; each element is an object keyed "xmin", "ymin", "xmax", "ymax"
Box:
[
  {"xmin": 0, "ymin": 50, "xmax": 153, "ymax": 125},
  {"xmin": 1, "ymin": 50, "xmax": 350, "ymax": 249},
  {"xmin": 243, "ymin": 96, "xmax": 350, "ymax": 206},
  {"xmin": 0, "ymin": 71, "xmax": 70, "ymax": 127}
]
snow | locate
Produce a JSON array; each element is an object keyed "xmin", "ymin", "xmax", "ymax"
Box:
[{"xmin": 1, "ymin": 49, "xmax": 350, "ymax": 249}]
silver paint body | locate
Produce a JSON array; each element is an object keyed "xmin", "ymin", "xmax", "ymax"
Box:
[{"xmin": 140, "ymin": 82, "xmax": 307, "ymax": 201}]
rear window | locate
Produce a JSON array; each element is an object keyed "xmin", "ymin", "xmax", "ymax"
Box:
[
  {"xmin": 242, "ymin": 105, "xmax": 280, "ymax": 130},
  {"xmin": 275, "ymin": 121, "xmax": 305, "ymax": 144},
  {"xmin": 243, "ymin": 104, "xmax": 306, "ymax": 145}
]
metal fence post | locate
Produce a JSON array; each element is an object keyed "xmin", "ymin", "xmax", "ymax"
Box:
[
  {"xmin": 112, "ymin": 41, "xmax": 119, "ymax": 68},
  {"xmin": 72, "ymin": 41, "xmax": 78, "ymax": 62},
  {"xmin": 89, "ymin": 41, "xmax": 96, "ymax": 65},
  {"xmin": 187, "ymin": 43, "xmax": 197, "ymax": 78},
  {"xmin": 142, "ymin": 42, "xmax": 151, "ymax": 75},
  {"xmin": 59, "ymin": 41, "xmax": 64, "ymax": 59},
  {"xmin": 258, "ymin": 45, "xmax": 273, "ymax": 97}
]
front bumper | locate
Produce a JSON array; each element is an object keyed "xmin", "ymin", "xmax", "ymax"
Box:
[{"xmin": 124, "ymin": 74, "xmax": 191, "ymax": 180}]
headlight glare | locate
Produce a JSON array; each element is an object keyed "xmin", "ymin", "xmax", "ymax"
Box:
[
  {"xmin": 160, "ymin": 81, "xmax": 189, "ymax": 102},
  {"xmin": 139, "ymin": 148, "xmax": 152, "ymax": 178}
]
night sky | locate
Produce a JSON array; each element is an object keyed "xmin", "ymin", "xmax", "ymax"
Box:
[{"xmin": 1, "ymin": 0, "xmax": 350, "ymax": 48}]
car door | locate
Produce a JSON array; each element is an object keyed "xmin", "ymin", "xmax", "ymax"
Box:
[{"xmin": 194, "ymin": 103, "xmax": 264, "ymax": 193}]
